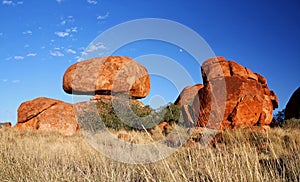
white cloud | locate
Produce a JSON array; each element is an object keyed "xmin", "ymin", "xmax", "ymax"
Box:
[
  {"xmin": 97, "ymin": 12, "xmax": 109, "ymax": 20},
  {"xmin": 60, "ymin": 16, "xmax": 75, "ymax": 26},
  {"xmin": 14, "ymin": 56, "xmax": 24, "ymax": 60},
  {"xmin": 81, "ymin": 43, "xmax": 108, "ymax": 56},
  {"xmin": 55, "ymin": 31, "xmax": 69, "ymax": 38},
  {"xmin": 0, "ymin": 33, "xmax": 3, "ymax": 36},
  {"xmin": 50, "ymin": 50, "xmax": 64, "ymax": 57},
  {"xmin": 87, "ymin": 43, "xmax": 107, "ymax": 52},
  {"xmin": 60, "ymin": 20, "xmax": 66, "ymax": 26},
  {"xmin": 2, "ymin": 0, "xmax": 23, "ymax": 6},
  {"xmin": 12, "ymin": 80, "xmax": 20, "ymax": 83},
  {"xmin": 87, "ymin": 0, "xmax": 97, "ymax": 4},
  {"xmin": 2, "ymin": 79, "xmax": 8, "ymax": 82},
  {"xmin": 66, "ymin": 48, "xmax": 76, "ymax": 54},
  {"xmin": 71, "ymin": 27, "xmax": 77, "ymax": 32},
  {"xmin": 55, "ymin": 27, "xmax": 77, "ymax": 38},
  {"xmin": 27, "ymin": 53, "xmax": 37, "ymax": 57},
  {"xmin": 2, "ymin": 0, "xmax": 13, "ymax": 5},
  {"xmin": 22, "ymin": 30, "xmax": 32, "ymax": 35},
  {"xmin": 56, "ymin": 0, "xmax": 63, "ymax": 3}
]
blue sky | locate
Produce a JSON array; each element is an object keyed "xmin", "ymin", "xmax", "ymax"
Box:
[{"xmin": 0, "ymin": 0, "xmax": 300, "ymax": 124}]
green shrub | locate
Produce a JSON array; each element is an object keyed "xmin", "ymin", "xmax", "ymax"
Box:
[
  {"xmin": 161, "ymin": 103, "xmax": 181, "ymax": 122},
  {"xmin": 96, "ymin": 99, "xmax": 165, "ymax": 131},
  {"xmin": 78, "ymin": 97, "xmax": 183, "ymax": 131}
]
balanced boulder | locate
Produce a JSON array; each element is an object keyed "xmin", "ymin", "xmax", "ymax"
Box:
[
  {"xmin": 63, "ymin": 56, "xmax": 150, "ymax": 99},
  {"xmin": 15, "ymin": 97, "xmax": 79, "ymax": 136},
  {"xmin": 192, "ymin": 56, "xmax": 278, "ymax": 130},
  {"xmin": 285, "ymin": 87, "xmax": 300, "ymax": 119}
]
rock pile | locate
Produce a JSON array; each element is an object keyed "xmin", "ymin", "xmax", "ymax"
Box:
[{"xmin": 180, "ymin": 56, "xmax": 278, "ymax": 130}]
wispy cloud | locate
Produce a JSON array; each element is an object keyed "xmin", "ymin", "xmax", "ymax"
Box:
[
  {"xmin": 1, "ymin": 79, "xmax": 20, "ymax": 84},
  {"xmin": 50, "ymin": 50, "xmax": 64, "ymax": 57},
  {"xmin": 66, "ymin": 48, "xmax": 76, "ymax": 54},
  {"xmin": 87, "ymin": 43, "xmax": 107, "ymax": 52},
  {"xmin": 56, "ymin": 0, "xmax": 63, "ymax": 3},
  {"xmin": 22, "ymin": 30, "xmax": 32, "ymax": 35},
  {"xmin": 12, "ymin": 80, "xmax": 20, "ymax": 84},
  {"xmin": 27, "ymin": 53, "xmax": 37, "ymax": 57},
  {"xmin": 14, "ymin": 56, "xmax": 24, "ymax": 60},
  {"xmin": 60, "ymin": 16, "xmax": 74, "ymax": 26},
  {"xmin": 55, "ymin": 31, "xmax": 69, "ymax": 38},
  {"xmin": 65, "ymin": 27, "xmax": 77, "ymax": 33},
  {"xmin": 81, "ymin": 43, "xmax": 108, "ymax": 56},
  {"xmin": 87, "ymin": 0, "xmax": 97, "ymax": 5},
  {"xmin": 55, "ymin": 27, "xmax": 77, "ymax": 38},
  {"xmin": 2, "ymin": 0, "xmax": 13, "ymax": 5},
  {"xmin": 97, "ymin": 12, "xmax": 109, "ymax": 20},
  {"xmin": 2, "ymin": 0, "xmax": 23, "ymax": 6}
]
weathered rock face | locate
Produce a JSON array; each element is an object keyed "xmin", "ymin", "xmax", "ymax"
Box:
[
  {"xmin": 63, "ymin": 56, "xmax": 150, "ymax": 99},
  {"xmin": 192, "ymin": 56, "xmax": 278, "ymax": 130},
  {"xmin": 174, "ymin": 84, "xmax": 203, "ymax": 105},
  {"xmin": 285, "ymin": 87, "xmax": 300, "ymax": 119},
  {"xmin": 15, "ymin": 97, "xmax": 79, "ymax": 136}
]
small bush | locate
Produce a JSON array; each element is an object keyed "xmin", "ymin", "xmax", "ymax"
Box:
[{"xmin": 96, "ymin": 99, "xmax": 165, "ymax": 131}]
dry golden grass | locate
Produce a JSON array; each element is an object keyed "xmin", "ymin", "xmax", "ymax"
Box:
[{"xmin": 0, "ymin": 127, "xmax": 299, "ymax": 181}]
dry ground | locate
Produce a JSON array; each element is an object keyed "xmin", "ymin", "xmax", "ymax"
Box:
[{"xmin": 0, "ymin": 127, "xmax": 299, "ymax": 181}]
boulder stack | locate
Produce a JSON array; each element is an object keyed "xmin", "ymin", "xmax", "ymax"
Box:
[{"xmin": 14, "ymin": 56, "xmax": 150, "ymax": 135}]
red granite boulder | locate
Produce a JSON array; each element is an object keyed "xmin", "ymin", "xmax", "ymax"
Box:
[
  {"xmin": 63, "ymin": 56, "xmax": 150, "ymax": 99},
  {"xmin": 192, "ymin": 56, "xmax": 278, "ymax": 130},
  {"xmin": 15, "ymin": 97, "xmax": 79, "ymax": 136}
]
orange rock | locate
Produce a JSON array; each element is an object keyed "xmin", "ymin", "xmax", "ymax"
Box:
[
  {"xmin": 157, "ymin": 121, "xmax": 170, "ymax": 131},
  {"xmin": 63, "ymin": 56, "xmax": 150, "ymax": 99},
  {"xmin": 117, "ymin": 133, "xmax": 133, "ymax": 141},
  {"xmin": 174, "ymin": 84, "xmax": 203, "ymax": 105},
  {"xmin": 191, "ymin": 57, "xmax": 278, "ymax": 130},
  {"xmin": 15, "ymin": 97, "xmax": 79, "ymax": 136}
]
